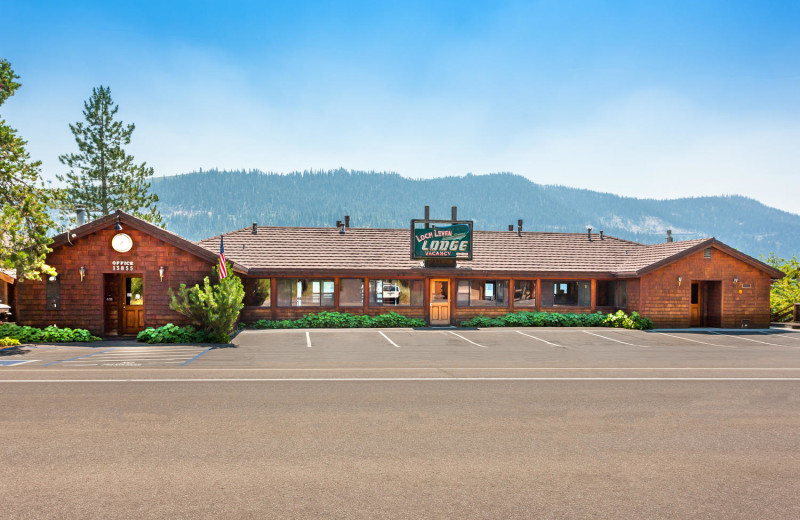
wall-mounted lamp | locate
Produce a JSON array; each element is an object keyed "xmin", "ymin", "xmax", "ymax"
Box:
[
  {"xmin": 79, "ymin": 266, "xmax": 86, "ymax": 282},
  {"xmin": 159, "ymin": 266, "xmax": 166, "ymax": 282},
  {"xmin": 114, "ymin": 215, "xmax": 123, "ymax": 231},
  {"xmin": 733, "ymin": 276, "xmax": 739, "ymax": 285},
  {"xmin": 677, "ymin": 276, "xmax": 683, "ymax": 287}
]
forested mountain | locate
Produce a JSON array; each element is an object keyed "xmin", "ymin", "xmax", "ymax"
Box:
[{"xmin": 150, "ymin": 169, "xmax": 800, "ymax": 259}]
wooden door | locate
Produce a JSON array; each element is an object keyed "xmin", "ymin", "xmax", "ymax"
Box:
[
  {"xmin": 430, "ymin": 279, "xmax": 450, "ymax": 326},
  {"xmin": 690, "ymin": 282, "xmax": 701, "ymax": 327},
  {"xmin": 121, "ymin": 276, "xmax": 145, "ymax": 335}
]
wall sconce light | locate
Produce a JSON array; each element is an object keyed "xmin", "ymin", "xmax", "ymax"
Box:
[
  {"xmin": 733, "ymin": 276, "xmax": 739, "ymax": 285},
  {"xmin": 79, "ymin": 266, "xmax": 86, "ymax": 282},
  {"xmin": 677, "ymin": 276, "xmax": 682, "ymax": 287},
  {"xmin": 114, "ymin": 216, "xmax": 123, "ymax": 231},
  {"xmin": 159, "ymin": 266, "xmax": 166, "ymax": 282}
]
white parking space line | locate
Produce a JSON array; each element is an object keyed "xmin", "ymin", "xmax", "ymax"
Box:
[
  {"xmin": 652, "ymin": 332, "xmax": 735, "ymax": 348},
  {"xmin": 448, "ymin": 331, "xmax": 487, "ymax": 348},
  {"xmin": 582, "ymin": 330, "xmax": 645, "ymax": 347},
  {"xmin": 760, "ymin": 331, "xmax": 800, "ymax": 342},
  {"xmin": 709, "ymin": 332, "xmax": 793, "ymax": 347},
  {"xmin": 515, "ymin": 330, "xmax": 565, "ymax": 348},
  {"xmin": 4, "ymin": 377, "xmax": 800, "ymax": 383},
  {"xmin": 378, "ymin": 331, "xmax": 400, "ymax": 348},
  {"xmin": 305, "ymin": 331, "xmax": 312, "ymax": 348}
]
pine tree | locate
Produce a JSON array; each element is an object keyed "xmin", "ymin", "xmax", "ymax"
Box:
[
  {"xmin": 0, "ymin": 58, "xmax": 59, "ymax": 279},
  {"xmin": 58, "ymin": 86, "xmax": 163, "ymax": 225}
]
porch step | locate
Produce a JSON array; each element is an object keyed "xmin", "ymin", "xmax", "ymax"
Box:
[{"xmin": 771, "ymin": 322, "xmax": 800, "ymax": 330}]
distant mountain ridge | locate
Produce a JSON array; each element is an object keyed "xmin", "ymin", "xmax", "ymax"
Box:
[{"xmin": 150, "ymin": 169, "xmax": 800, "ymax": 259}]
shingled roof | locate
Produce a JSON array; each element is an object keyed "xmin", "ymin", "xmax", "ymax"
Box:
[{"xmin": 195, "ymin": 226, "xmax": 784, "ymax": 278}]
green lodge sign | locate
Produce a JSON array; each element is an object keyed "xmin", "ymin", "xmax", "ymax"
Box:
[{"xmin": 412, "ymin": 223, "xmax": 472, "ymax": 259}]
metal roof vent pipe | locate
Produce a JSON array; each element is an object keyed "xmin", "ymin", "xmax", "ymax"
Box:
[
  {"xmin": 451, "ymin": 206, "xmax": 458, "ymax": 221},
  {"xmin": 599, "ymin": 230, "xmax": 604, "ymax": 241},
  {"xmin": 587, "ymin": 227, "xmax": 592, "ymax": 241},
  {"xmin": 666, "ymin": 229, "xmax": 673, "ymax": 243},
  {"xmin": 517, "ymin": 219, "xmax": 523, "ymax": 237},
  {"xmin": 252, "ymin": 222, "xmax": 258, "ymax": 235},
  {"xmin": 508, "ymin": 225, "xmax": 514, "ymax": 232},
  {"xmin": 344, "ymin": 215, "xmax": 350, "ymax": 228},
  {"xmin": 336, "ymin": 220, "xmax": 345, "ymax": 235},
  {"xmin": 75, "ymin": 207, "xmax": 86, "ymax": 226}
]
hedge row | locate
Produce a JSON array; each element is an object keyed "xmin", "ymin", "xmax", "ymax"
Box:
[
  {"xmin": 248, "ymin": 311, "xmax": 427, "ymax": 329},
  {"xmin": 0, "ymin": 323, "xmax": 101, "ymax": 343},
  {"xmin": 137, "ymin": 323, "xmax": 228, "ymax": 344},
  {"xmin": 460, "ymin": 310, "xmax": 654, "ymax": 330}
]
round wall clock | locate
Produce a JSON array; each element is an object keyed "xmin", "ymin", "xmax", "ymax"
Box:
[{"xmin": 111, "ymin": 233, "xmax": 133, "ymax": 253}]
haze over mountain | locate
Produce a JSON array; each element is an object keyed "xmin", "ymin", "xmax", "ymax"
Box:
[{"xmin": 151, "ymin": 170, "xmax": 800, "ymax": 259}]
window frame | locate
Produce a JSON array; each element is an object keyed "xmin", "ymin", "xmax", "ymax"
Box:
[
  {"xmin": 512, "ymin": 279, "xmax": 537, "ymax": 308},
  {"xmin": 276, "ymin": 278, "xmax": 336, "ymax": 308},
  {"xmin": 367, "ymin": 278, "xmax": 425, "ymax": 307},
  {"xmin": 455, "ymin": 279, "xmax": 510, "ymax": 308}
]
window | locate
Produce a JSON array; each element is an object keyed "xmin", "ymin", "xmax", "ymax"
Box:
[
  {"xmin": 596, "ymin": 280, "xmax": 627, "ymax": 308},
  {"xmin": 456, "ymin": 280, "xmax": 509, "ymax": 307},
  {"xmin": 540, "ymin": 280, "xmax": 591, "ymax": 307},
  {"xmin": 249, "ymin": 279, "xmax": 271, "ymax": 306},
  {"xmin": 126, "ymin": 277, "xmax": 144, "ymax": 305},
  {"xmin": 339, "ymin": 278, "xmax": 364, "ymax": 306},
  {"xmin": 704, "ymin": 248, "xmax": 712, "ymax": 259},
  {"xmin": 691, "ymin": 283, "xmax": 699, "ymax": 304},
  {"xmin": 513, "ymin": 280, "xmax": 536, "ymax": 307},
  {"xmin": 46, "ymin": 274, "xmax": 60, "ymax": 310},
  {"xmin": 368, "ymin": 279, "xmax": 423, "ymax": 306},
  {"xmin": 276, "ymin": 279, "xmax": 334, "ymax": 307}
]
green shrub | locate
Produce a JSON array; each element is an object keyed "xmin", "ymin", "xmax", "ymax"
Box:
[
  {"xmin": 0, "ymin": 323, "xmax": 101, "ymax": 343},
  {"xmin": 461, "ymin": 310, "xmax": 653, "ymax": 330},
  {"xmin": 1, "ymin": 337, "xmax": 21, "ymax": 347},
  {"xmin": 137, "ymin": 323, "xmax": 218, "ymax": 344},
  {"xmin": 169, "ymin": 262, "xmax": 245, "ymax": 343},
  {"xmin": 247, "ymin": 312, "xmax": 425, "ymax": 329}
]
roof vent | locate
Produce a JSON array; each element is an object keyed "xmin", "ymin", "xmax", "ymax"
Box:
[
  {"xmin": 76, "ymin": 207, "xmax": 86, "ymax": 226},
  {"xmin": 666, "ymin": 229, "xmax": 673, "ymax": 243},
  {"xmin": 508, "ymin": 225, "xmax": 514, "ymax": 232},
  {"xmin": 344, "ymin": 215, "xmax": 350, "ymax": 228},
  {"xmin": 587, "ymin": 227, "xmax": 592, "ymax": 241},
  {"xmin": 517, "ymin": 219, "xmax": 523, "ymax": 237},
  {"xmin": 252, "ymin": 222, "xmax": 257, "ymax": 235},
  {"xmin": 599, "ymin": 230, "xmax": 604, "ymax": 241}
]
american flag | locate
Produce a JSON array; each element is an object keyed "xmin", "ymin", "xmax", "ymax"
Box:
[{"xmin": 218, "ymin": 236, "xmax": 227, "ymax": 279}]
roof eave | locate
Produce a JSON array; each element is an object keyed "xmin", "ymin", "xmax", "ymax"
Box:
[{"xmin": 51, "ymin": 210, "xmax": 248, "ymax": 274}]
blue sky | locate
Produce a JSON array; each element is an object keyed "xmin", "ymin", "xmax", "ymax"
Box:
[{"xmin": 4, "ymin": 0, "xmax": 800, "ymax": 214}]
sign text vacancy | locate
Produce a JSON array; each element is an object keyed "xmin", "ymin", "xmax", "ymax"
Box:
[{"xmin": 413, "ymin": 223, "xmax": 471, "ymax": 259}]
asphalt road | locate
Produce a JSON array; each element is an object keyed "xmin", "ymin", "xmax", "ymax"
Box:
[{"xmin": 2, "ymin": 328, "xmax": 799, "ymax": 519}]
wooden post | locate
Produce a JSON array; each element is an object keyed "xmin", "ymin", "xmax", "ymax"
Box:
[
  {"xmin": 591, "ymin": 279, "xmax": 597, "ymax": 312},
  {"xmin": 333, "ymin": 277, "xmax": 340, "ymax": 310},
  {"xmin": 363, "ymin": 277, "xmax": 369, "ymax": 314},
  {"xmin": 535, "ymin": 279, "xmax": 541, "ymax": 311},
  {"xmin": 270, "ymin": 277, "xmax": 278, "ymax": 321}
]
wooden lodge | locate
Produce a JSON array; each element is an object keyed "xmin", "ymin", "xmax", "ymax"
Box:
[{"xmin": 14, "ymin": 210, "xmax": 784, "ymax": 336}]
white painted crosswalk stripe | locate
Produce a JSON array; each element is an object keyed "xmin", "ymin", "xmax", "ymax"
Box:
[{"xmin": 52, "ymin": 346, "xmax": 209, "ymax": 366}]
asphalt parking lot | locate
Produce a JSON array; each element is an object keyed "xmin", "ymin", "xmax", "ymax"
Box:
[
  {"xmin": 2, "ymin": 328, "xmax": 799, "ymax": 519},
  {"xmin": 2, "ymin": 326, "xmax": 800, "ymax": 373}
]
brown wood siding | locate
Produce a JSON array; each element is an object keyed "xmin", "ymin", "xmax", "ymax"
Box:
[
  {"xmin": 16, "ymin": 226, "xmax": 214, "ymax": 336},
  {"xmin": 640, "ymin": 247, "xmax": 772, "ymax": 328}
]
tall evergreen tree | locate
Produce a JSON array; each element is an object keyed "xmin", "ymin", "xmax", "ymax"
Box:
[
  {"xmin": 58, "ymin": 86, "xmax": 163, "ymax": 225},
  {"xmin": 0, "ymin": 58, "xmax": 59, "ymax": 279}
]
